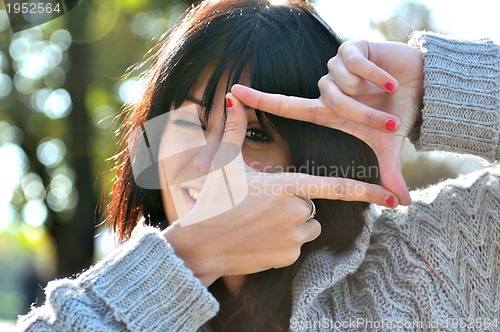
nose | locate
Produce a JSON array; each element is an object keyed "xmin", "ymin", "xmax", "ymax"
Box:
[{"xmin": 192, "ymin": 134, "xmax": 221, "ymax": 175}]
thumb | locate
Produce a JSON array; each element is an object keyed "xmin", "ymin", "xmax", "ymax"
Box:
[{"xmin": 377, "ymin": 153, "xmax": 411, "ymax": 206}]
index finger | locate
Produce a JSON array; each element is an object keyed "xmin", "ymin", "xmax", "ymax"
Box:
[
  {"xmin": 231, "ymin": 84, "xmax": 400, "ymax": 133},
  {"xmin": 231, "ymin": 84, "xmax": 325, "ymax": 123},
  {"xmin": 210, "ymin": 93, "xmax": 248, "ymax": 171}
]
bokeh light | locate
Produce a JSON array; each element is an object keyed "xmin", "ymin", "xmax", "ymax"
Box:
[
  {"xmin": 14, "ymin": 72, "xmax": 36, "ymax": 94},
  {"xmin": 50, "ymin": 29, "xmax": 72, "ymax": 51},
  {"xmin": 21, "ymin": 200, "xmax": 48, "ymax": 227},
  {"xmin": 19, "ymin": 52, "xmax": 49, "ymax": 80},
  {"xmin": 43, "ymin": 89, "xmax": 72, "ymax": 118},
  {"xmin": 21, "ymin": 173, "xmax": 46, "ymax": 201},
  {"xmin": 36, "ymin": 138, "xmax": 66, "ymax": 168},
  {"xmin": 43, "ymin": 44, "xmax": 63, "ymax": 68},
  {"xmin": 0, "ymin": 143, "xmax": 29, "ymax": 229},
  {"xmin": 0, "ymin": 122, "xmax": 23, "ymax": 145},
  {"xmin": 116, "ymin": 78, "xmax": 145, "ymax": 104},
  {"xmin": 44, "ymin": 66, "xmax": 66, "ymax": 89},
  {"xmin": 30, "ymin": 88, "xmax": 72, "ymax": 118},
  {"xmin": 46, "ymin": 166, "xmax": 78, "ymax": 213},
  {"xmin": 0, "ymin": 143, "xmax": 29, "ymax": 195},
  {"xmin": 0, "ymin": 203, "xmax": 16, "ymax": 229},
  {"xmin": 9, "ymin": 37, "xmax": 30, "ymax": 60},
  {"xmin": 0, "ymin": 73, "xmax": 13, "ymax": 99}
]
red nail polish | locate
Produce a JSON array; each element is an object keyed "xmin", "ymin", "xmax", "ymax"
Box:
[
  {"xmin": 385, "ymin": 82, "xmax": 395, "ymax": 92},
  {"xmin": 385, "ymin": 196, "xmax": 395, "ymax": 208},
  {"xmin": 385, "ymin": 119, "xmax": 397, "ymax": 131},
  {"xmin": 226, "ymin": 98, "xmax": 233, "ymax": 108}
]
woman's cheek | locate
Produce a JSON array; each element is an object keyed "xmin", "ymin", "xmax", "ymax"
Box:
[{"xmin": 242, "ymin": 149, "xmax": 287, "ymax": 173}]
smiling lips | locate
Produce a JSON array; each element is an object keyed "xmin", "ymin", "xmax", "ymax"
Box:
[
  {"xmin": 182, "ymin": 186, "xmax": 201, "ymax": 209},
  {"xmin": 187, "ymin": 187, "xmax": 200, "ymax": 200}
]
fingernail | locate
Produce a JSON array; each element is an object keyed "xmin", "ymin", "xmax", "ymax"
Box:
[
  {"xmin": 384, "ymin": 119, "xmax": 397, "ymax": 131},
  {"xmin": 226, "ymin": 98, "xmax": 233, "ymax": 108},
  {"xmin": 385, "ymin": 195, "xmax": 396, "ymax": 208},
  {"xmin": 385, "ymin": 82, "xmax": 395, "ymax": 92}
]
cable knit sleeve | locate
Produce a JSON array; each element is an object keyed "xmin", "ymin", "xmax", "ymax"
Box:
[
  {"xmin": 408, "ymin": 31, "xmax": 500, "ymax": 161},
  {"xmin": 16, "ymin": 227, "xmax": 219, "ymax": 331}
]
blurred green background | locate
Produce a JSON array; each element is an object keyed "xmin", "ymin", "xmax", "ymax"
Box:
[
  {"xmin": 0, "ymin": 0, "xmax": 190, "ymax": 322},
  {"xmin": 0, "ymin": 0, "xmax": 488, "ymax": 326}
]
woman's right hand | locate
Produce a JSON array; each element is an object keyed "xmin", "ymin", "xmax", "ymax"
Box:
[
  {"xmin": 162, "ymin": 94, "xmax": 398, "ymax": 287},
  {"xmin": 232, "ymin": 41, "xmax": 424, "ymax": 205}
]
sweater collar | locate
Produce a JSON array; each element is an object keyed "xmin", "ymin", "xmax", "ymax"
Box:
[{"xmin": 290, "ymin": 204, "xmax": 381, "ymax": 316}]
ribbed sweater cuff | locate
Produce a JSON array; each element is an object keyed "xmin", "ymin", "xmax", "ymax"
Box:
[
  {"xmin": 78, "ymin": 227, "xmax": 219, "ymax": 331},
  {"xmin": 408, "ymin": 31, "xmax": 500, "ymax": 161}
]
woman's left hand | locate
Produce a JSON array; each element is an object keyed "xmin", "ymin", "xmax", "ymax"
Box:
[{"xmin": 231, "ymin": 41, "xmax": 423, "ymax": 205}]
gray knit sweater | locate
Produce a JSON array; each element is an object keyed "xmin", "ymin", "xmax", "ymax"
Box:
[{"xmin": 18, "ymin": 32, "xmax": 500, "ymax": 331}]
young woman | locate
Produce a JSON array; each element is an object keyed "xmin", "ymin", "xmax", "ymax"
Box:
[
  {"xmin": 109, "ymin": 0, "xmax": 395, "ymax": 329},
  {"xmin": 18, "ymin": 0, "xmax": 499, "ymax": 331}
]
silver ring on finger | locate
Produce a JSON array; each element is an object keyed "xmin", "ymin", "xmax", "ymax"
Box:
[{"xmin": 307, "ymin": 199, "xmax": 316, "ymax": 221}]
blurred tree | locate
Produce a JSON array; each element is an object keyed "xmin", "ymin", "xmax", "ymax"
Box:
[{"xmin": 49, "ymin": 0, "xmax": 96, "ymax": 277}]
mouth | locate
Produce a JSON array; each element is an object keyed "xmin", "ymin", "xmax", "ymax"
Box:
[
  {"xmin": 187, "ymin": 187, "xmax": 200, "ymax": 200},
  {"xmin": 181, "ymin": 186, "xmax": 201, "ymax": 210}
]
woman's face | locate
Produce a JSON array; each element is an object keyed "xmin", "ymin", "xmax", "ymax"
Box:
[{"xmin": 158, "ymin": 70, "xmax": 292, "ymax": 222}]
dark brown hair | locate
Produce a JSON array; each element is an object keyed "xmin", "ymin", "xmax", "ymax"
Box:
[{"xmin": 106, "ymin": 0, "xmax": 379, "ymax": 330}]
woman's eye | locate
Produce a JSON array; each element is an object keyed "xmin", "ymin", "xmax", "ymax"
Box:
[{"xmin": 245, "ymin": 128, "xmax": 273, "ymax": 144}]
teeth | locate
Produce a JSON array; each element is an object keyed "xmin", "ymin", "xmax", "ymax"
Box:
[{"xmin": 187, "ymin": 188, "xmax": 200, "ymax": 200}]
